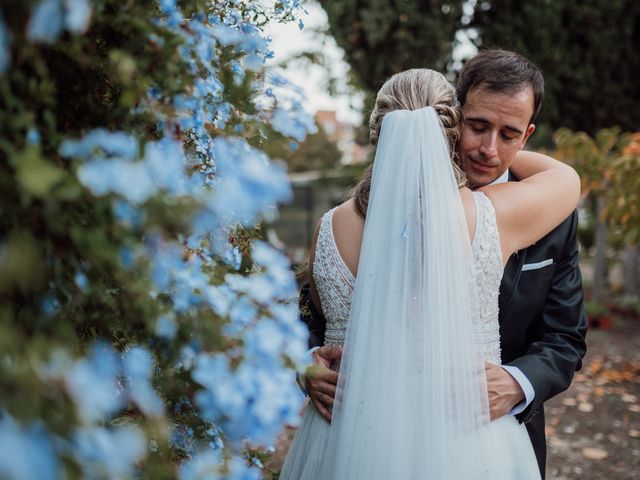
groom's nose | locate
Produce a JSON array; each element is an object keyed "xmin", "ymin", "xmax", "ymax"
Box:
[{"xmin": 479, "ymin": 132, "xmax": 498, "ymax": 159}]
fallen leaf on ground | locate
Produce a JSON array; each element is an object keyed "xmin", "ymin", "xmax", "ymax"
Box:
[
  {"xmin": 578, "ymin": 402, "xmax": 594, "ymax": 413},
  {"xmin": 582, "ymin": 447, "xmax": 608, "ymax": 460},
  {"xmin": 621, "ymin": 393, "xmax": 638, "ymax": 403},
  {"xmin": 629, "ymin": 429, "xmax": 640, "ymax": 438},
  {"xmin": 589, "ymin": 361, "xmax": 604, "ymax": 374},
  {"xmin": 629, "ymin": 405, "xmax": 640, "ymax": 413},
  {"xmin": 563, "ymin": 398, "xmax": 578, "ymax": 407}
]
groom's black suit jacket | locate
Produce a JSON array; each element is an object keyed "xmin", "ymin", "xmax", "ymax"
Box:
[{"xmin": 297, "ymin": 174, "xmax": 588, "ymax": 478}]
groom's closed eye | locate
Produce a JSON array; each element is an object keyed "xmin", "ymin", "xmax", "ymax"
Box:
[{"xmin": 465, "ymin": 118, "xmax": 524, "ymax": 140}]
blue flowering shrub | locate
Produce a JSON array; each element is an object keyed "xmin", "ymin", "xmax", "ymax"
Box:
[{"xmin": 0, "ymin": 0, "xmax": 312, "ymax": 477}]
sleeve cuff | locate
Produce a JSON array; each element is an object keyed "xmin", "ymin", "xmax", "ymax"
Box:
[
  {"xmin": 501, "ymin": 365, "xmax": 535, "ymax": 416},
  {"xmin": 296, "ymin": 347, "xmax": 322, "ymax": 397}
]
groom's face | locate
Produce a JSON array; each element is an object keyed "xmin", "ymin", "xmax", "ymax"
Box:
[{"xmin": 458, "ymin": 86, "xmax": 536, "ymax": 187}]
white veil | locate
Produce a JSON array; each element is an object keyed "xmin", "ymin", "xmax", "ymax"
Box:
[{"xmin": 319, "ymin": 106, "xmax": 493, "ymax": 479}]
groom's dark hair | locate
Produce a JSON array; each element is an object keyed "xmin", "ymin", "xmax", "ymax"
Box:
[{"xmin": 456, "ymin": 49, "xmax": 544, "ymax": 124}]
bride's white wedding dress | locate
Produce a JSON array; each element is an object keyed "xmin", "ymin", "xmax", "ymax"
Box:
[{"xmin": 281, "ymin": 192, "xmax": 541, "ymax": 479}]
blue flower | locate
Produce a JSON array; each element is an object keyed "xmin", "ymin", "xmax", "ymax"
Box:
[
  {"xmin": 41, "ymin": 294, "xmax": 61, "ymax": 316},
  {"xmin": 26, "ymin": 128, "xmax": 41, "ymax": 145},
  {"xmin": 142, "ymin": 137, "xmax": 188, "ymax": 195},
  {"xmin": 119, "ymin": 246, "xmax": 136, "ymax": 269},
  {"xmin": 155, "ymin": 313, "xmax": 178, "ymax": 340},
  {"xmin": 73, "ymin": 426, "xmax": 146, "ymax": 479},
  {"xmin": 60, "ymin": 129, "xmax": 138, "ymax": 160},
  {"xmin": 243, "ymin": 54, "xmax": 263, "ymax": 72},
  {"xmin": 0, "ymin": 415, "xmax": 60, "ymax": 480},
  {"xmin": 112, "ymin": 200, "xmax": 145, "ymax": 229},
  {"xmin": 123, "ymin": 346, "xmax": 165, "ymax": 417},
  {"xmin": 192, "ymin": 352, "xmax": 305, "ymax": 447},
  {"xmin": 210, "ymin": 137, "xmax": 292, "ymax": 227},
  {"xmin": 158, "ymin": 0, "xmax": 177, "ymax": 16},
  {"xmin": 27, "ymin": 0, "xmax": 93, "ymax": 42},
  {"xmin": 225, "ymin": 456, "xmax": 261, "ymax": 480},
  {"xmin": 74, "ymin": 271, "xmax": 88, "ymax": 291},
  {"xmin": 223, "ymin": 246, "xmax": 242, "ymax": 270},
  {"xmin": 65, "ymin": 342, "xmax": 123, "ymax": 423},
  {"xmin": 204, "ymin": 284, "xmax": 233, "ymax": 317},
  {"xmin": 0, "ymin": 13, "xmax": 10, "ymax": 74},
  {"xmin": 225, "ymin": 295, "xmax": 258, "ymax": 333},
  {"xmin": 64, "ymin": 0, "xmax": 92, "ymax": 34},
  {"xmin": 179, "ymin": 449, "xmax": 222, "ymax": 480},
  {"xmin": 77, "ymin": 157, "xmax": 156, "ymax": 204},
  {"xmin": 270, "ymin": 107, "xmax": 310, "ymax": 142},
  {"xmin": 211, "ymin": 23, "xmax": 246, "ymax": 47},
  {"xmin": 27, "ymin": 0, "xmax": 64, "ymax": 43},
  {"xmin": 242, "ymin": 319, "xmax": 286, "ymax": 361}
]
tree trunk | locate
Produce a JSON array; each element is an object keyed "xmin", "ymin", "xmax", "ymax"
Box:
[
  {"xmin": 592, "ymin": 195, "xmax": 608, "ymax": 303},
  {"xmin": 623, "ymin": 244, "xmax": 640, "ymax": 299}
]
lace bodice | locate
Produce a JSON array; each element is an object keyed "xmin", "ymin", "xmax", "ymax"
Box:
[
  {"xmin": 312, "ymin": 194, "xmax": 503, "ymax": 365},
  {"xmin": 470, "ymin": 192, "xmax": 503, "ymax": 364},
  {"xmin": 313, "ymin": 208, "xmax": 355, "ymax": 348}
]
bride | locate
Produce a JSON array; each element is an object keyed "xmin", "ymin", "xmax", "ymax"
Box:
[{"xmin": 281, "ymin": 69, "xmax": 580, "ymax": 479}]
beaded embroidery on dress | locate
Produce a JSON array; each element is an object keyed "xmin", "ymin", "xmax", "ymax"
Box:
[
  {"xmin": 471, "ymin": 191, "xmax": 504, "ymax": 365},
  {"xmin": 312, "ymin": 208, "xmax": 355, "ymax": 352}
]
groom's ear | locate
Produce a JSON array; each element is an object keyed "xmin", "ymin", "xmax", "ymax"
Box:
[{"xmin": 520, "ymin": 124, "xmax": 536, "ymax": 149}]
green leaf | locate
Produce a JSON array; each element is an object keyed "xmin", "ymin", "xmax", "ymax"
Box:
[{"xmin": 14, "ymin": 147, "xmax": 66, "ymax": 198}]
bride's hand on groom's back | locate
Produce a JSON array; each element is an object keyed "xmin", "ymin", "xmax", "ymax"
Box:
[{"xmin": 303, "ymin": 346, "xmax": 342, "ymax": 422}]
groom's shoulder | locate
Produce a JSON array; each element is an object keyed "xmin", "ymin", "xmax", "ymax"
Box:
[
  {"xmin": 505, "ymin": 170, "xmax": 579, "ymax": 248},
  {"xmin": 526, "ymin": 209, "xmax": 579, "ymax": 259}
]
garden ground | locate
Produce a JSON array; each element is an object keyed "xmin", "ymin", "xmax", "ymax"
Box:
[{"xmin": 546, "ymin": 312, "xmax": 640, "ymax": 479}]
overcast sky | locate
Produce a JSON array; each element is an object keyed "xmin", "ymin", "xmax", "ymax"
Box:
[{"xmin": 264, "ymin": 2, "xmax": 364, "ymax": 125}]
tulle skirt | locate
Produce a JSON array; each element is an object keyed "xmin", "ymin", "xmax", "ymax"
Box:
[{"xmin": 280, "ymin": 402, "xmax": 541, "ymax": 480}]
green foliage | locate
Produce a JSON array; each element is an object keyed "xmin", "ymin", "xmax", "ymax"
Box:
[
  {"xmin": 554, "ymin": 127, "xmax": 640, "ymax": 243},
  {"xmin": 470, "ymin": 0, "xmax": 640, "ymax": 138},
  {"xmin": 319, "ymin": 0, "xmax": 464, "ymax": 95},
  {"xmin": 264, "ymin": 123, "xmax": 342, "ymax": 173}
]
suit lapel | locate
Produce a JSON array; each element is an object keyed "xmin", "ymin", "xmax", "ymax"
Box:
[{"xmin": 498, "ymin": 170, "xmax": 526, "ymax": 324}]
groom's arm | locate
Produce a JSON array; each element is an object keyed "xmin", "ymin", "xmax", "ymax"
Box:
[
  {"xmin": 504, "ymin": 210, "xmax": 588, "ymax": 424},
  {"xmin": 299, "ymin": 282, "xmax": 326, "ymax": 349}
]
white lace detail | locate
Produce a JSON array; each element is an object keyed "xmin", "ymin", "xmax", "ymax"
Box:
[
  {"xmin": 312, "ymin": 195, "xmax": 503, "ymax": 365},
  {"xmin": 313, "ymin": 208, "xmax": 355, "ymax": 350},
  {"xmin": 471, "ymin": 191, "xmax": 504, "ymax": 364}
]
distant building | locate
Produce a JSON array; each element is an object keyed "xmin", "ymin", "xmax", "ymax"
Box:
[{"xmin": 315, "ymin": 110, "xmax": 369, "ymax": 165}]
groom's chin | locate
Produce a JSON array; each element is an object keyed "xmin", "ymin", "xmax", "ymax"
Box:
[{"xmin": 465, "ymin": 172, "xmax": 493, "ymax": 190}]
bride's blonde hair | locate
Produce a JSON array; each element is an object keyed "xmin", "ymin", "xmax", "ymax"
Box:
[{"xmin": 351, "ymin": 69, "xmax": 466, "ymax": 218}]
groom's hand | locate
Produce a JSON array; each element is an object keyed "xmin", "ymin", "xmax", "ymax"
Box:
[
  {"xmin": 303, "ymin": 346, "xmax": 342, "ymax": 423},
  {"xmin": 485, "ymin": 362, "xmax": 525, "ymax": 420}
]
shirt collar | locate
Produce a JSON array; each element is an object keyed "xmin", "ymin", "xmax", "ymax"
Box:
[{"xmin": 489, "ymin": 169, "xmax": 510, "ymax": 186}]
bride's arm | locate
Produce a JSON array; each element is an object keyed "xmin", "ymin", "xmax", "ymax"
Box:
[
  {"xmin": 509, "ymin": 150, "xmax": 565, "ymax": 180},
  {"xmin": 480, "ymin": 151, "xmax": 580, "ymax": 261}
]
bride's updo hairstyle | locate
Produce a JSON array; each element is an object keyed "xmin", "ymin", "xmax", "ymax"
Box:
[{"xmin": 351, "ymin": 69, "xmax": 466, "ymax": 218}]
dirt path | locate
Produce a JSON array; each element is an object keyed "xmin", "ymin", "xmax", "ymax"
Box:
[{"xmin": 546, "ymin": 314, "xmax": 640, "ymax": 479}]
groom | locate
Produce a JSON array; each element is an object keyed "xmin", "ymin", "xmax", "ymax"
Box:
[{"xmin": 298, "ymin": 49, "xmax": 587, "ymax": 478}]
